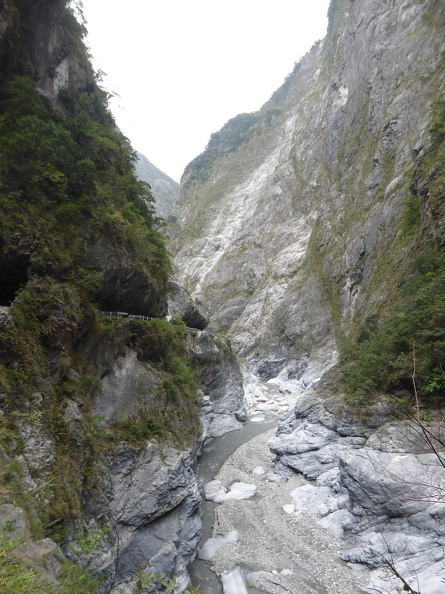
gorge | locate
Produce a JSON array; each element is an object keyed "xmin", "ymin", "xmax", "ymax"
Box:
[
  {"xmin": 170, "ymin": 0, "xmax": 445, "ymax": 591},
  {"xmin": 0, "ymin": 1, "xmax": 444, "ymax": 594}
]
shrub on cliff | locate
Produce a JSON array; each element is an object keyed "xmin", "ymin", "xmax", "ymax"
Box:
[
  {"xmin": 0, "ymin": 74, "xmax": 170, "ymax": 291},
  {"xmin": 342, "ymin": 248, "xmax": 445, "ymax": 402},
  {"xmin": 341, "ymin": 87, "xmax": 445, "ymax": 406}
]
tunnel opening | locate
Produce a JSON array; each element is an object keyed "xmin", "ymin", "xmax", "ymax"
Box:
[{"xmin": 0, "ymin": 253, "xmax": 30, "ymax": 305}]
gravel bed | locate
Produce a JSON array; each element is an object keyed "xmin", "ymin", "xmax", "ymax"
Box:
[{"xmin": 207, "ymin": 429, "xmax": 369, "ymax": 594}]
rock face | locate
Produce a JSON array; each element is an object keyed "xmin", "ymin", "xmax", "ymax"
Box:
[
  {"xmin": 0, "ymin": 1, "xmax": 244, "ymax": 593},
  {"xmin": 0, "ymin": 6, "xmax": 243, "ymax": 587},
  {"xmin": 0, "ymin": 0, "xmax": 90, "ymax": 100},
  {"xmin": 0, "ymin": 1, "xmax": 170, "ymax": 317},
  {"xmin": 96, "ymin": 267, "xmax": 167, "ymax": 318},
  {"xmin": 75, "ymin": 442, "xmax": 202, "ymax": 594},
  {"xmin": 170, "ymin": 0, "xmax": 445, "ymax": 383},
  {"xmin": 73, "ymin": 321, "xmax": 244, "ymax": 592},
  {"xmin": 2, "ymin": 2, "xmax": 444, "ymax": 593},
  {"xmin": 269, "ymin": 388, "xmax": 445, "ymax": 593},
  {"xmin": 167, "ymin": 276, "xmax": 208, "ymax": 330},
  {"xmin": 0, "ymin": 504, "xmax": 68, "ymax": 585},
  {"xmin": 190, "ymin": 331, "xmax": 246, "ymax": 440}
]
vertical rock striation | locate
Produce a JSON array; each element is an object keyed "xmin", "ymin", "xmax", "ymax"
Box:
[{"xmin": 170, "ymin": 0, "xmax": 445, "ymax": 385}]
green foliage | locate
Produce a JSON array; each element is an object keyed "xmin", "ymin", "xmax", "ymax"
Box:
[
  {"xmin": 0, "ymin": 534, "xmax": 50, "ymax": 594},
  {"xmin": 116, "ymin": 412, "xmax": 170, "ymax": 443},
  {"xmin": 341, "ymin": 84, "xmax": 445, "ymax": 405},
  {"xmin": 423, "ymin": 0, "xmax": 445, "ymax": 31},
  {"xmin": 411, "ymin": 99, "xmax": 445, "ymax": 244},
  {"xmin": 135, "ymin": 571, "xmax": 155, "ymax": 593},
  {"xmin": 112, "ymin": 319, "xmax": 201, "ymax": 446},
  {"xmin": 0, "ymin": 278, "xmax": 105, "ymax": 529},
  {"xmin": 0, "ymin": 533, "xmax": 98, "ymax": 594},
  {"xmin": 135, "ymin": 569, "xmax": 200, "ymax": 594},
  {"xmin": 430, "ymin": 99, "xmax": 445, "ymax": 147},
  {"xmin": 73, "ymin": 527, "xmax": 108, "ymax": 555},
  {"xmin": 184, "ymin": 112, "xmax": 263, "ymax": 184},
  {"xmin": 0, "ymin": 74, "xmax": 170, "ymax": 288},
  {"xmin": 341, "ymin": 247, "xmax": 445, "ymax": 402},
  {"xmin": 0, "ymin": 4, "xmax": 179, "ymax": 590},
  {"xmin": 57, "ymin": 559, "xmax": 99, "ymax": 594},
  {"xmin": 0, "ymin": 276, "xmax": 96, "ymax": 392},
  {"xmin": 327, "ymin": 0, "xmax": 346, "ymax": 28},
  {"xmin": 129, "ymin": 318, "xmax": 189, "ymax": 361},
  {"xmin": 401, "ymin": 193, "xmax": 421, "ymax": 236},
  {"xmin": 162, "ymin": 353, "xmax": 200, "ymax": 404}
]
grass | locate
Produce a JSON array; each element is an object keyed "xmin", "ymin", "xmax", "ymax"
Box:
[{"xmin": 0, "ymin": 533, "xmax": 98, "ymax": 594}]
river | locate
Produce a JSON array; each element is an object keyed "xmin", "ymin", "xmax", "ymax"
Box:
[
  {"xmin": 188, "ymin": 417, "xmax": 370, "ymax": 594},
  {"xmin": 189, "ymin": 420, "xmax": 276, "ymax": 594}
]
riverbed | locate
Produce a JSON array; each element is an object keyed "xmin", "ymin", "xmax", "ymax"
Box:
[
  {"xmin": 189, "ymin": 420, "xmax": 276, "ymax": 594},
  {"xmin": 190, "ymin": 420, "xmax": 370, "ymax": 594}
]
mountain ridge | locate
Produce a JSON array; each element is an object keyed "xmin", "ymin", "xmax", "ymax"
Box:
[{"xmin": 134, "ymin": 150, "xmax": 179, "ymax": 219}]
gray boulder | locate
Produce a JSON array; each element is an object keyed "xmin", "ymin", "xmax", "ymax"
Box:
[
  {"xmin": 191, "ymin": 331, "xmax": 246, "ymax": 441},
  {"xmin": 167, "ymin": 276, "xmax": 208, "ymax": 330},
  {"xmin": 270, "ymin": 389, "xmax": 445, "ymax": 594}
]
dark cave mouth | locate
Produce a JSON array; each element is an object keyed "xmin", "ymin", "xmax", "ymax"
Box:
[{"xmin": 0, "ymin": 254, "xmax": 30, "ymax": 306}]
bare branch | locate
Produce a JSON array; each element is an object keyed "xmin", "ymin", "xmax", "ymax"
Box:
[{"xmin": 412, "ymin": 341, "xmax": 420, "ymax": 423}]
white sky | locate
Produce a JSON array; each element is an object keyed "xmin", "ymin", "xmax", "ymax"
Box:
[{"xmin": 80, "ymin": 1, "xmax": 330, "ymax": 181}]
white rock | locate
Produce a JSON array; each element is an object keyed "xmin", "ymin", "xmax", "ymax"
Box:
[
  {"xmin": 291, "ymin": 484, "xmax": 336, "ymax": 516},
  {"xmin": 209, "ymin": 415, "xmax": 243, "ymax": 437},
  {"xmin": 215, "ymin": 482, "xmax": 257, "ymax": 502},
  {"xmin": 250, "ymin": 415, "xmax": 266, "ymax": 423},
  {"xmin": 197, "ymin": 530, "xmax": 239, "ymax": 561},
  {"xmin": 283, "ymin": 504, "xmax": 295, "ymax": 514},
  {"xmin": 247, "ymin": 570, "xmax": 267, "ymax": 584},
  {"xmin": 221, "ymin": 566, "xmax": 248, "ymax": 594},
  {"xmin": 0, "ymin": 306, "xmax": 12, "ymax": 327},
  {"xmin": 267, "ymin": 472, "xmax": 288, "ymax": 483},
  {"xmin": 252, "ymin": 466, "xmax": 265, "ymax": 475},
  {"xmin": 255, "ymin": 402, "xmax": 280, "ymax": 412},
  {"xmin": 204, "ymin": 480, "xmax": 227, "ymax": 501},
  {"xmin": 416, "ymin": 572, "xmax": 445, "ymax": 594},
  {"xmin": 317, "ymin": 509, "xmax": 353, "ymax": 539}
]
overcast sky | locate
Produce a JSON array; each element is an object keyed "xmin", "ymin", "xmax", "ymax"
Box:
[{"xmin": 80, "ymin": 1, "xmax": 330, "ymax": 181}]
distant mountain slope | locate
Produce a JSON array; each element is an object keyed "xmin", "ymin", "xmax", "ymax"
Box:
[{"xmin": 134, "ymin": 151, "xmax": 179, "ymax": 218}]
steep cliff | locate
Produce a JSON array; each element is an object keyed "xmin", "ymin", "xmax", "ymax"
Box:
[
  {"xmin": 0, "ymin": 2, "xmax": 244, "ymax": 593},
  {"xmin": 171, "ymin": 0, "xmax": 445, "ymax": 396}
]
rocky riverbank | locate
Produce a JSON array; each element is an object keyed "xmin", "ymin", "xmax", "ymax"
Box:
[
  {"xmin": 197, "ymin": 379, "xmax": 445, "ymax": 594},
  {"xmin": 268, "ymin": 388, "xmax": 445, "ymax": 594},
  {"xmin": 200, "ymin": 428, "xmax": 369, "ymax": 593}
]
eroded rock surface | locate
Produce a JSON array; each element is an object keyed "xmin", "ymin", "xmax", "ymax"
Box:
[
  {"xmin": 74, "ymin": 319, "xmax": 245, "ymax": 592},
  {"xmin": 190, "ymin": 331, "xmax": 246, "ymax": 441},
  {"xmin": 170, "ymin": 0, "xmax": 445, "ymax": 386},
  {"xmin": 205, "ymin": 429, "xmax": 369, "ymax": 594},
  {"xmin": 167, "ymin": 276, "xmax": 208, "ymax": 330},
  {"xmin": 269, "ymin": 390, "xmax": 445, "ymax": 594}
]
